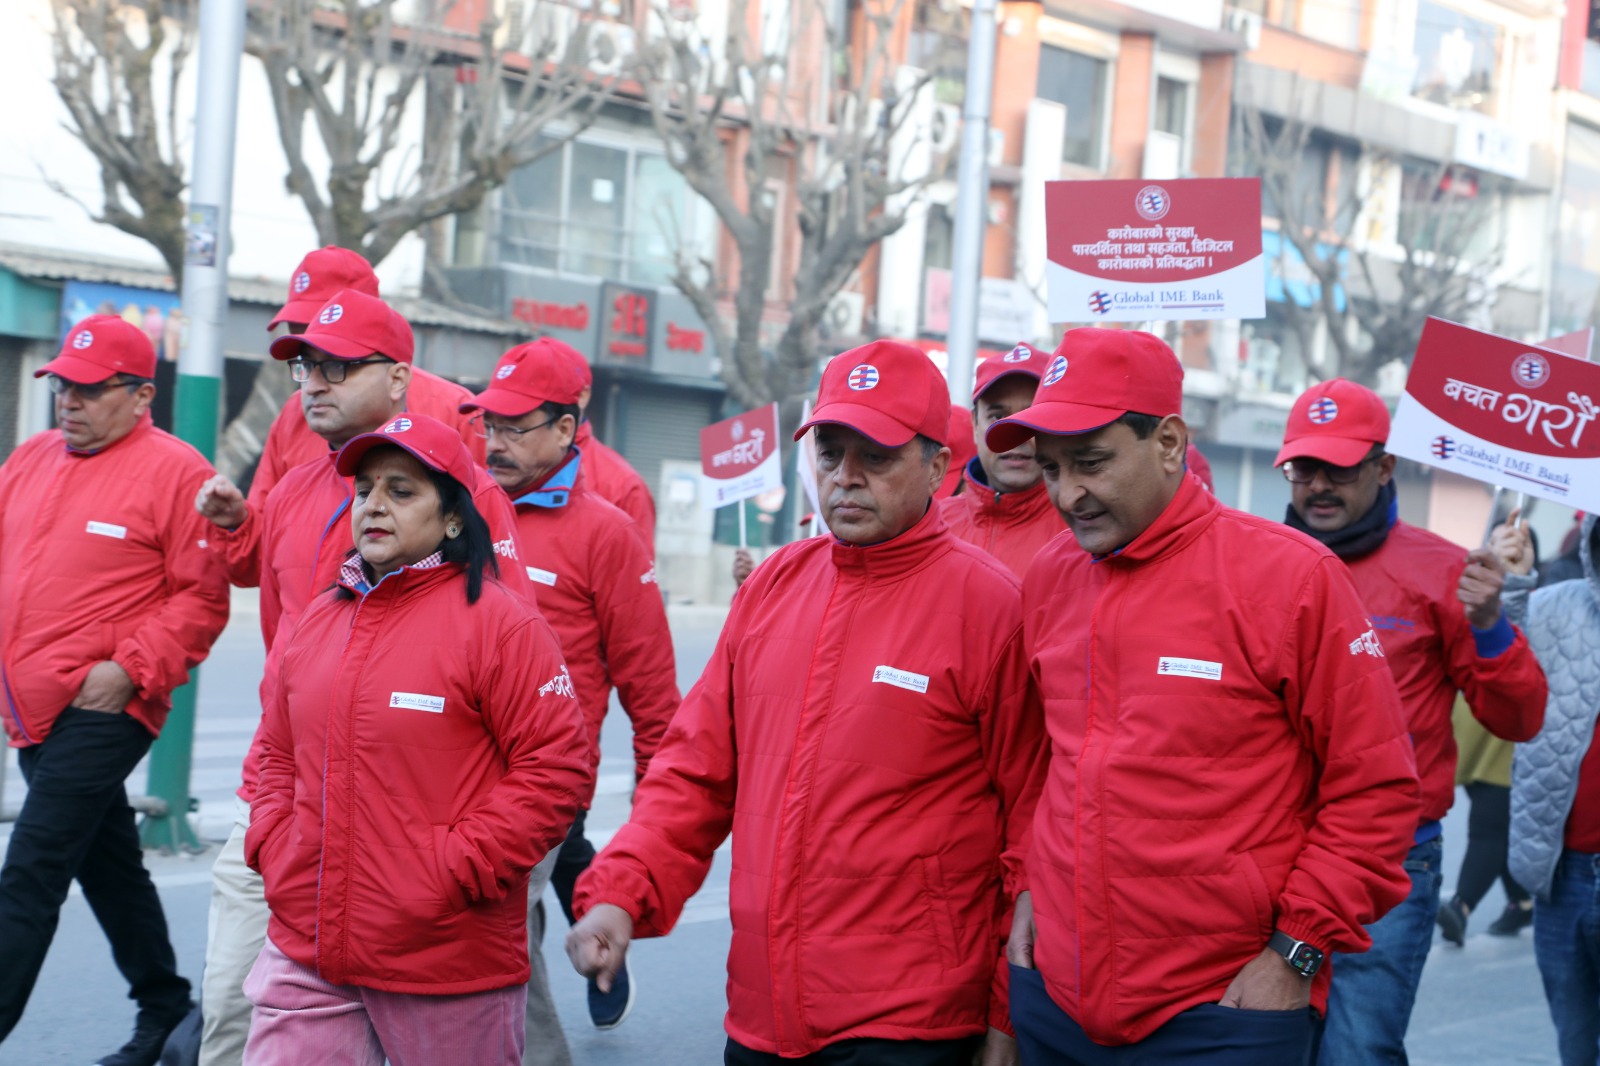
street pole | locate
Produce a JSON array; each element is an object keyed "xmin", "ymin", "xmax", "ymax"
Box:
[
  {"xmin": 945, "ymin": 0, "xmax": 999, "ymax": 408},
  {"xmin": 141, "ymin": 0, "xmax": 246, "ymax": 852}
]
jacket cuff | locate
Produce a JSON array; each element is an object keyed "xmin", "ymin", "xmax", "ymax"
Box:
[
  {"xmin": 1471, "ymin": 613, "xmax": 1515, "ymax": 659},
  {"xmin": 1504, "ymin": 570, "xmax": 1538, "ymax": 592}
]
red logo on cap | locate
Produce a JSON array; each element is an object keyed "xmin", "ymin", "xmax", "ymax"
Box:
[
  {"xmin": 1307, "ymin": 398, "xmax": 1339, "ymax": 424},
  {"xmin": 1004, "ymin": 346, "xmax": 1030, "ymax": 363},
  {"xmin": 71, "ymin": 330, "xmax": 94, "ymax": 350},
  {"xmin": 1042, "ymin": 356, "xmax": 1068, "ymax": 386},
  {"xmin": 847, "ymin": 365, "xmax": 879, "ymax": 391},
  {"xmin": 319, "ymin": 304, "xmax": 344, "ymax": 325},
  {"xmin": 293, "ymin": 271, "xmax": 311, "ymax": 294},
  {"xmin": 495, "ymin": 364, "xmax": 516, "ymax": 380},
  {"xmin": 385, "ymin": 417, "xmax": 413, "ymax": 433}
]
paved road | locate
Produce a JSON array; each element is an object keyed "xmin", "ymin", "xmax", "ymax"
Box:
[{"xmin": 0, "ymin": 595, "xmax": 1562, "ymax": 1064}]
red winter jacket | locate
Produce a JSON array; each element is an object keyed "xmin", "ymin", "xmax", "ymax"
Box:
[
  {"xmin": 1018, "ymin": 475, "xmax": 1419, "ymax": 1046},
  {"xmin": 1340, "ymin": 521, "xmax": 1545, "ymax": 826},
  {"xmin": 245, "ymin": 563, "xmax": 590, "ymax": 994},
  {"xmin": 215, "ymin": 452, "xmax": 532, "ymax": 799},
  {"xmin": 576, "ymin": 506, "xmax": 1045, "ymax": 1056},
  {"xmin": 509, "ymin": 449, "xmax": 679, "ymax": 787},
  {"xmin": 937, "ymin": 460, "xmax": 1067, "ymax": 579},
  {"xmin": 0, "ymin": 417, "xmax": 230, "ymax": 745},
  {"xmin": 574, "ymin": 422, "xmax": 655, "ymax": 551},
  {"xmin": 247, "ymin": 368, "xmax": 485, "ymax": 508}
]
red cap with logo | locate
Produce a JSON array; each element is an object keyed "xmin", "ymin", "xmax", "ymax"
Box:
[
  {"xmin": 461, "ymin": 339, "xmax": 586, "ymax": 418},
  {"xmin": 335, "ymin": 412, "xmax": 478, "ymax": 490},
  {"xmin": 974, "ymin": 342, "xmax": 1052, "ymax": 401},
  {"xmin": 543, "ymin": 335, "xmax": 593, "ymax": 388},
  {"xmin": 793, "ymin": 340, "xmax": 950, "ymax": 447},
  {"xmin": 270, "ymin": 246, "xmax": 380, "ymax": 330},
  {"xmin": 1273, "ymin": 378, "xmax": 1391, "ymax": 468},
  {"xmin": 986, "ymin": 328, "xmax": 1184, "ymax": 453},
  {"xmin": 269, "ymin": 290, "xmax": 414, "ymax": 365},
  {"xmin": 38, "ymin": 315, "xmax": 158, "ymax": 383}
]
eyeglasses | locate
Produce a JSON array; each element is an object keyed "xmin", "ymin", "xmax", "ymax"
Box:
[
  {"xmin": 46, "ymin": 374, "xmax": 146, "ymax": 401},
  {"xmin": 288, "ymin": 356, "xmax": 392, "ymax": 384},
  {"xmin": 1281, "ymin": 456, "xmax": 1377, "ymax": 485},
  {"xmin": 478, "ymin": 417, "xmax": 558, "ymax": 441}
]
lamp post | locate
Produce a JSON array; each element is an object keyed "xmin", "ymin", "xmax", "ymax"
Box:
[{"xmin": 944, "ymin": 0, "xmax": 999, "ymax": 407}]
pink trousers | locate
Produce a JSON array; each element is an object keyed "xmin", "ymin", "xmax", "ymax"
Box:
[{"xmin": 242, "ymin": 937, "xmax": 526, "ymax": 1066}]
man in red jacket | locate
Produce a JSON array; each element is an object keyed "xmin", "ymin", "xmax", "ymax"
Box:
[
  {"xmin": 241, "ymin": 245, "xmax": 484, "ymax": 510},
  {"xmin": 462, "ymin": 339, "xmax": 681, "ymax": 1053},
  {"xmin": 544, "ymin": 342, "xmax": 657, "ymax": 550},
  {"xmin": 987, "ymin": 328, "xmax": 1420, "ymax": 1064},
  {"xmin": 939, "ymin": 344, "xmax": 1066, "ymax": 578},
  {"xmin": 191, "ymin": 290, "xmax": 532, "ymax": 1066},
  {"xmin": 1273, "ymin": 378, "xmax": 1546, "ymax": 1065},
  {"xmin": 0, "ymin": 317, "xmax": 230, "ymax": 1065},
  {"xmin": 567, "ymin": 340, "xmax": 1045, "ymax": 1065}
]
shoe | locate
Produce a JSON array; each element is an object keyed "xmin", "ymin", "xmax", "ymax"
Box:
[
  {"xmin": 1488, "ymin": 901, "xmax": 1535, "ymax": 937},
  {"xmin": 94, "ymin": 1000, "xmax": 193, "ymax": 1066},
  {"xmin": 1436, "ymin": 896, "xmax": 1469, "ymax": 947},
  {"xmin": 588, "ymin": 955, "xmax": 635, "ymax": 1030}
]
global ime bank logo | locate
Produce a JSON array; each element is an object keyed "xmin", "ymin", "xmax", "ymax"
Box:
[
  {"xmin": 1431, "ymin": 436, "xmax": 1456, "ymax": 460},
  {"xmin": 1511, "ymin": 352, "xmax": 1551, "ymax": 389},
  {"xmin": 1135, "ymin": 185, "xmax": 1171, "ymax": 221},
  {"xmin": 1088, "ymin": 290, "xmax": 1113, "ymax": 316}
]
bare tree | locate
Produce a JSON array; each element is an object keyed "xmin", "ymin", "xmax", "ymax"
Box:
[
  {"xmin": 1235, "ymin": 100, "xmax": 1508, "ymax": 387},
  {"xmin": 639, "ymin": 0, "xmax": 937, "ymax": 416}
]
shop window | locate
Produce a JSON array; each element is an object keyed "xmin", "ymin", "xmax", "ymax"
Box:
[
  {"xmin": 1412, "ymin": 1, "xmax": 1503, "ymax": 115},
  {"xmin": 1037, "ymin": 45, "xmax": 1109, "ymax": 169}
]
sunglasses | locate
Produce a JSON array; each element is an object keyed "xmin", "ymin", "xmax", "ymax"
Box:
[{"xmin": 46, "ymin": 374, "xmax": 147, "ymax": 401}]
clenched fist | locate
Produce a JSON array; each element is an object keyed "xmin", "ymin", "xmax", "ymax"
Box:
[
  {"xmin": 195, "ymin": 474, "xmax": 248, "ymax": 531},
  {"xmin": 1458, "ymin": 547, "xmax": 1508, "ymax": 630}
]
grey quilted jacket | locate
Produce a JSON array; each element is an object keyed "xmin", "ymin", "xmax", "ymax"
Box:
[{"xmin": 1508, "ymin": 516, "xmax": 1600, "ymax": 899}]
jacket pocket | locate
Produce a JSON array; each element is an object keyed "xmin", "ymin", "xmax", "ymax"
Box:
[
  {"xmin": 918, "ymin": 855, "xmax": 964, "ymax": 972},
  {"xmin": 431, "ymin": 824, "xmax": 472, "ymax": 914}
]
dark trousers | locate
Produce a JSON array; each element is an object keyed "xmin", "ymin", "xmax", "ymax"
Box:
[
  {"xmin": 1458, "ymin": 781, "xmax": 1530, "ymax": 910},
  {"xmin": 550, "ymin": 808, "xmax": 596, "ymax": 925},
  {"xmin": 726, "ymin": 1035, "xmax": 983, "ymax": 1065},
  {"xmin": 0, "ymin": 707, "xmax": 191, "ymax": 1042},
  {"xmin": 1010, "ymin": 963, "xmax": 1315, "ymax": 1065}
]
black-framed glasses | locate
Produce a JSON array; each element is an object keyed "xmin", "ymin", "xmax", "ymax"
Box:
[
  {"xmin": 46, "ymin": 374, "xmax": 147, "ymax": 401},
  {"xmin": 478, "ymin": 417, "xmax": 558, "ymax": 441},
  {"xmin": 1281, "ymin": 456, "xmax": 1376, "ymax": 485},
  {"xmin": 288, "ymin": 356, "xmax": 392, "ymax": 384}
]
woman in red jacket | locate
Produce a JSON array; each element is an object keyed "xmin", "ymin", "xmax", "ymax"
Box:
[{"xmin": 240, "ymin": 414, "xmax": 590, "ymax": 1066}]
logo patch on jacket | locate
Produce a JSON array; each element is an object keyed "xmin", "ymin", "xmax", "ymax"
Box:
[
  {"xmin": 1156, "ymin": 656, "xmax": 1223, "ymax": 681},
  {"xmin": 85, "ymin": 521, "xmax": 127, "ymax": 540},
  {"xmin": 539, "ymin": 666, "xmax": 575, "ymax": 699},
  {"xmin": 389, "ymin": 692, "xmax": 446, "ymax": 713},
  {"xmin": 1349, "ymin": 627, "xmax": 1386, "ymax": 658},
  {"xmin": 526, "ymin": 566, "xmax": 557, "ymax": 586},
  {"xmin": 872, "ymin": 665, "xmax": 929, "ymax": 693}
]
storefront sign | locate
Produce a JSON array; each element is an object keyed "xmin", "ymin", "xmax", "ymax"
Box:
[
  {"xmin": 502, "ymin": 274, "xmax": 601, "ymax": 354},
  {"xmin": 922, "ymin": 269, "xmax": 1040, "ymax": 344},
  {"xmin": 599, "ymin": 283, "xmax": 655, "ymax": 364},
  {"xmin": 651, "ymin": 290, "xmax": 716, "ymax": 379},
  {"xmin": 1389, "ymin": 318, "xmax": 1600, "ymax": 512},
  {"xmin": 1045, "ymin": 177, "xmax": 1265, "ymax": 323},
  {"xmin": 700, "ymin": 403, "xmax": 782, "ymax": 509}
]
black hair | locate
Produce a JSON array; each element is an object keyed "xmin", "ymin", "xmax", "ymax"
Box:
[
  {"xmin": 536, "ymin": 400, "xmax": 582, "ymax": 427},
  {"xmin": 1116, "ymin": 412, "xmax": 1163, "ymax": 439},
  {"xmin": 425, "ymin": 466, "xmax": 498, "ymax": 605},
  {"xmin": 916, "ymin": 435, "xmax": 944, "ymax": 462}
]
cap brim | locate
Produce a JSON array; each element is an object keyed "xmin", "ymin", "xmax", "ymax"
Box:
[
  {"xmin": 793, "ymin": 402, "xmax": 916, "ymax": 447},
  {"xmin": 269, "ymin": 332, "xmax": 378, "ymax": 362},
  {"xmin": 459, "ymin": 387, "xmax": 553, "ymax": 418},
  {"xmin": 985, "ymin": 401, "xmax": 1127, "ymax": 453},
  {"xmin": 34, "ymin": 354, "xmax": 118, "ymax": 384},
  {"xmin": 268, "ymin": 297, "xmax": 325, "ymax": 331},
  {"xmin": 334, "ymin": 433, "xmax": 452, "ymax": 480},
  {"xmin": 1272, "ymin": 435, "xmax": 1376, "ymax": 468},
  {"xmin": 974, "ymin": 368, "xmax": 1042, "ymax": 400}
]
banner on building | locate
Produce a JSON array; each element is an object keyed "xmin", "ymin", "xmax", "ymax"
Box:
[
  {"xmin": 1388, "ymin": 318, "xmax": 1600, "ymax": 513},
  {"xmin": 61, "ymin": 281, "xmax": 182, "ymax": 362},
  {"xmin": 700, "ymin": 403, "xmax": 782, "ymax": 510},
  {"xmin": 1044, "ymin": 177, "xmax": 1265, "ymax": 323}
]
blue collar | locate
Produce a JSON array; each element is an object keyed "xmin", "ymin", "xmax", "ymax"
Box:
[{"xmin": 513, "ymin": 448, "xmax": 581, "ymax": 510}]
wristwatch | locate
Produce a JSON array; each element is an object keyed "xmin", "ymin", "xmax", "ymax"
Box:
[{"xmin": 1268, "ymin": 930, "xmax": 1325, "ymax": 978}]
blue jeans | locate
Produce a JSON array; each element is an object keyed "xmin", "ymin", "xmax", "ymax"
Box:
[
  {"xmin": 1316, "ymin": 836, "xmax": 1443, "ymax": 1066},
  {"xmin": 1533, "ymin": 850, "xmax": 1600, "ymax": 1066},
  {"xmin": 1009, "ymin": 964, "xmax": 1314, "ymax": 1065}
]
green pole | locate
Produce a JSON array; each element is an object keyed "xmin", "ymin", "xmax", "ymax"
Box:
[{"xmin": 140, "ymin": 0, "xmax": 243, "ymax": 852}]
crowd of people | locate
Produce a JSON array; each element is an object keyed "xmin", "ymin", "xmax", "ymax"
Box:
[{"xmin": 0, "ymin": 243, "xmax": 1590, "ymax": 1066}]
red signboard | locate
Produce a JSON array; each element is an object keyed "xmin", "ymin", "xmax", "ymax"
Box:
[{"xmin": 699, "ymin": 403, "xmax": 783, "ymax": 509}]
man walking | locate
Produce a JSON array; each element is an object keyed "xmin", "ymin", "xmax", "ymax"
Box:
[
  {"xmin": 0, "ymin": 316, "xmax": 230, "ymax": 1065},
  {"xmin": 463, "ymin": 339, "xmax": 681, "ymax": 1053},
  {"xmin": 1274, "ymin": 378, "xmax": 1546, "ymax": 1065},
  {"xmin": 988, "ymin": 328, "xmax": 1420, "ymax": 1064},
  {"xmin": 568, "ymin": 340, "xmax": 1044, "ymax": 1064}
]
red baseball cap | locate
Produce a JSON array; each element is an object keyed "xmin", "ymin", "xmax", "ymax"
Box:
[
  {"xmin": 270, "ymin": 246, "xmax": 380, "ymax": 329},
  {"xmin": 1273, "ymin": 378, "xmax": 1391, "ymax": 467},
  {"xmin": 793, "ymin": 340, "xmax": 950, "ymax": 447},
  {"xmin": 269, "ymin": 290, "xmax": 414, "ymax": 365},
  {"xmin": 986, "ymin": 328, "xmax": 1183, "ymax": 453},
  {"xmin": 974, "ymin": 343, "xmax": 1051, "ymax": 401},
  {"xmin": 543, "ymin": 336, "xmax": 593, "ymax": 388},
  {"xmin": 38, "ymin": 315, "xmax": 157, "ymax": 383},
  {"xmin": 335, "ymin": 412, "xmax": 478, "ymax": 490},
  {"xmin": 461, "ymin": 339, "xmax": 586, "ymax": 418}
]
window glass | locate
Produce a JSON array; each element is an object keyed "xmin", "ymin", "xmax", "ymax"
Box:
[
  {"xmin": 501, "ymin": 136, "xmax": 565, "ymax": 272},
  {"xmin": 1154, "ymin": 77, "xmax": 1189, "ymax": 138},
  {"xmin": 1037, "ymin": 45, "xmax": 1108, "ymax": 168},
  {"xmin": 631, "ymin": 153, "xmax": 692, "ymax": 285},
  {"xmin": 1412, "ymin": 1, "xmax": 1502, "ymax": 114},
  {"xmin": 565, "ymin": 141, "xmax": 630, "ymax": 277}
]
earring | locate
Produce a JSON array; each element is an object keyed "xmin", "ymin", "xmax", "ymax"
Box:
[{"xmin": 446, "ymin": 525, "xmax": 460, "ymax": 538}]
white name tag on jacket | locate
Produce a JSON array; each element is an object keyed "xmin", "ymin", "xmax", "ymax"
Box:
[
  {"xmin": 86, "ymin": 521, "xmax": 127, "ymax": 539},
  {"xmin": 1157, "ymin": 657, "xmax": 1223, "ymax": 681},
  {"xmin": 526, "ymin": 566, "xmax": 558, "ymax": 587},
  {"xmin": 389, "ymin": 692, "xmax": 446, "ymax": 713},
  {"xmin": 872, "ymin": 665, "xmax": 930, "ymax": 694}
]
